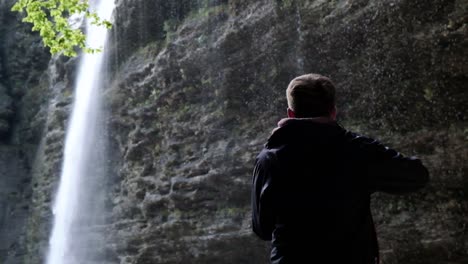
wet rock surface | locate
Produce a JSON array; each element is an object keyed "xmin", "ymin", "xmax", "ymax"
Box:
[
  {"xmin": 0, "ymin": 0, "xmax": 51, "ymax": 263},
  {"xmin": 0, "ymin": 146, "xmax": 30, "ymax": 264},
  {"xmin": 0, "ymin": 0, "xmax": 466, "ymax": 263},
  {"xmin": 0, "ymin": 84, "xmax": 13, "ymax": 137},
  {"xmin": 104, "ymin": 0, "xmax": 467, "ymax": 263}
]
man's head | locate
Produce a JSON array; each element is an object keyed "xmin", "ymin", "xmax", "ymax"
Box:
[{"xmin": 286, "ymin": 73, "xmax": 336, "ymax": 119}]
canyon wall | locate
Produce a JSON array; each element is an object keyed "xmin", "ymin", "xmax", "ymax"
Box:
[
  {"xmin": 0, "ymin": 0, "xmax": 466, "ymax": 263},
  {"xmin": 0, "ymin": 0, "xmax": 50, "ymax": 262}
]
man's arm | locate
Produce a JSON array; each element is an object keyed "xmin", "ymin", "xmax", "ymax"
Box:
[
  {"xmin": 349, "ymin": 133, "xmax": 430, "ymax": 194},
  {"xmin": 251, "ymin": 152, "xmax": 275, "ymax": 240}
]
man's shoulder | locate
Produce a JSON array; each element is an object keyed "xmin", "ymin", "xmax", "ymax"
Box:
[
  {"xmin": 340, "ymin": 129, "xmax": 401, "ymax": 161},
  {"xmin": 339, "ymin": 127, "xmax": 381, "ymax": 147},
  {"xmin": 256, "ymin": 145, "xmax": 285, "ymax": 163}
]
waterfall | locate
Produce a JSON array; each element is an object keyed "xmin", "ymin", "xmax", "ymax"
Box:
[
  {"xmin": 294, "ymin": 4, "xmax": 305, "ymax": 72},
  {"xmin": 46, "ymin": 0, "xmax": 115, "ymax": 263}
]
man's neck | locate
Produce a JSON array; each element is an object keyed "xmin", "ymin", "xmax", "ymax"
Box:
[{"xmin": 277, "ymin": 116, "xmax": 336, "ymax": 128}]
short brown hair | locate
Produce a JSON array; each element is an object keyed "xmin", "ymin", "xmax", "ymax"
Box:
[{"xmin": 286, "ymin": 73, "xmax": 336, "ymax": 118}]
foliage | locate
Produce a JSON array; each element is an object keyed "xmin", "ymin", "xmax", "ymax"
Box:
[{"xmin": 11, "ymin": 0, "xmax": 112, "ymax": 57}]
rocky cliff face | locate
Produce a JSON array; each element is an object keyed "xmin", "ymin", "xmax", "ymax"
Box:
[
  {"xmin": 1, "ymin": 0, "xmax": 467, "ymax": 263},
  {"xmin": 104, "ymin": 0, "xmax": 467, "ymax": 263},
  {"xmin": 0, "ymin": 0, "xmax": 51, "ymax": 263}
]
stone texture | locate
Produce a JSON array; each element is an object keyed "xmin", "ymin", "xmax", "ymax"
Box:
[
  {"xmin": 0, "ymin": 0, "xmax": 51, "ymax": 263},
  {"xmin": 0, "ymin": 0, "xmax": 466, "ymax": 263},
  {"xmin": 101, "ymin": 0, "xmax": 467, "ymax": 263},
  {"xmin": 0, "ymin": 146, "xmax": 30, "ymax": 264},
  {"xmin": 0, "ymin": 84, "xmax": 13, "ymax": 137}
]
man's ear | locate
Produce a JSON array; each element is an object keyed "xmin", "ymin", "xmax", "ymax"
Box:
[{"xmin": 287, "ymin": 108, "xmax": 295, "ymax": 118}]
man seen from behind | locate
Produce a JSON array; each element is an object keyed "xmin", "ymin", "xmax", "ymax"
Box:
[{"xmin": 251, "ymin": 73, "xmax": 429, "ymax": 264}]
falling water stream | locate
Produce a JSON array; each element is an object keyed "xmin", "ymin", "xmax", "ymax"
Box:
[{"xmin": 46, "ymin": 0, "xmax": 115, "ymax": 263}]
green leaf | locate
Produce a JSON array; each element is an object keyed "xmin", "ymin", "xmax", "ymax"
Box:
[{"xmin": 11, "ymin": 0, "xmax": 113, "ymax": 57}]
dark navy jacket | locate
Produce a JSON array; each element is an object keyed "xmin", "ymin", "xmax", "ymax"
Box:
[{"xmin": 251, "ymin": 118, "xmax": 429, "ymax": 264}]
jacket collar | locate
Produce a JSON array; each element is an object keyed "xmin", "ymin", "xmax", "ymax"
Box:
[{"xmin": 266, "ymin": 118, "xmax": 343, "ymax": 149}]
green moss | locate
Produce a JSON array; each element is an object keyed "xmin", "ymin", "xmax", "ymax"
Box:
[
  {"xmin": 215, "ymin": 206, "xmax": 248, "ymax": 218},
  {"xmin": 163, "ymin": 18, "xmax": 179, "ymax": 43},
  {"xmin": 135, "ymin": 40, "xmax": 165, "ymax": 59},
  {"xmin": 184, "ymin": 85, "xmax": 197, "ymax": 95},
  {"xmin": 201, "ymin": 76, "xmax": 212, "ymax": 85},
  {"xmin": 274, "ymin": 0, "xmax": 310, "ymax": 10},
  {"xmin": 186, "ymin": 3, "xmax": 228, "ymax": 21},
  {"xmin": 170, "ymin": 209, "xmax": 183, "ymax": 219},
  {"xmin": 161, "ymin": 3, "xmax": 228, "ymax": 46},
  {"xmin": 197, "ymin": 34, "xmax": 208, "ymax": 46},
  {"xmin": 24, "ymin": 214, "xmax": 43, "ymax": 264},
  {"xmin": 276, "ymin": 0, "xmax": 294, "ymax": 8},
  {"xmin": 423, "ymin": 87, "xmax": 434, "ymax": 101},
  {"xmin": 177, "ymin": 104, "xmax": 192, "ymax": 118},
  {"xmin": 149, "ymin": 87, "xmax": 161, "ymax": 100}
]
